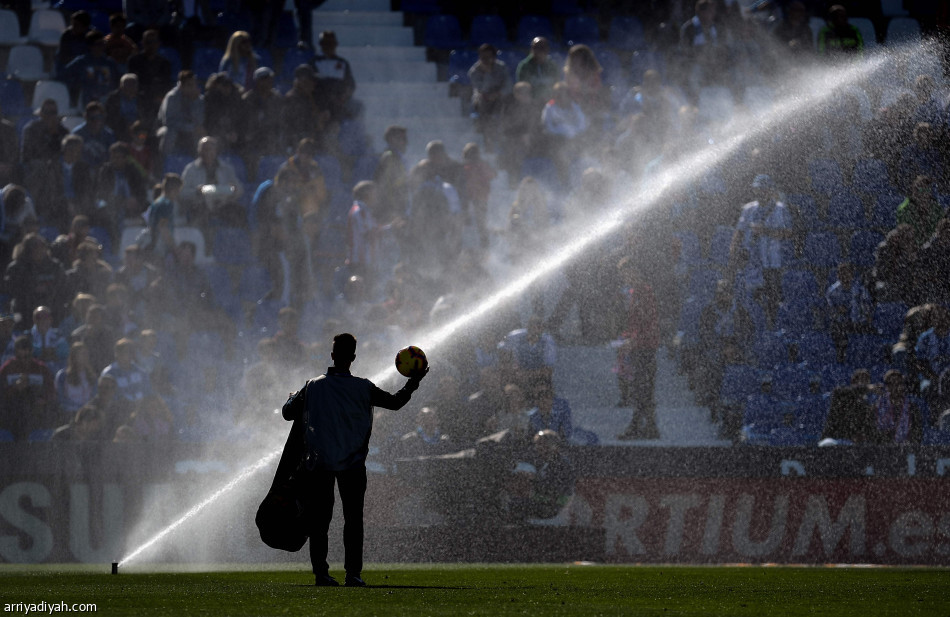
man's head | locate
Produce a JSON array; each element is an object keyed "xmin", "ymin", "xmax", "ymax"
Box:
[
  {"xmin": 883, "ymin": 369, "xmax": 905, "ymax": 398},
  {"xmin": 837, "ymin": 262, "xmax": 854, "ymax": 288},
  {"xmin": 331, "ymin": 333, "xmax": 357, "ymax": 367},
  {"xmin": 750, "ymin": 173, "xmax": 776, "ymax": 204},
  {"xmin": 108, "ymin": 12, "xmax": 126, "ymax": 35},
  {"xmin": 477, "ymin": 43, "xmax": 497, "ymax": 66},
  {"xmin": 425, "ymin": 140, "xmax": 447, "ymax": 164},
  {"xmin": 696, "ymin": 0, "xmax": 715, "ymax": 25},
  {"xmin": 530, "ymin": 37, "xmax": 549, "ymax": 60},
  {"xmin": 70, "ymin": 10, "xmax": 91, "ymax": 33},
  {"xmin": 108, "ymin": 141, "xmax": 131, "ymax": 167},
  {"xmin": 142, "ymin": 29, "xmax": 160, "ymax": 55},
  {"xmin": 513, "ymin": 81, "xmax": 532, "ymax": 104},
  {"xmin": 828, "ymin": 4, "xmax": 848, "ymax": 27},
  {"xmin": 384, "ymin": 125, "xmax": 408, "ymax": 153},
  {"xmin": 197, "ymin": 136, "xmax": 218, "ymax": 165},
  {"xmin": 162, "ymin": 172, "xmax": 182, "ymax": 199},
  {"xmin": 85, "ymin": 30, "xmax": 106, "ymax": 56},
  {"xmin": 73, "ymin": 404, "xmax": 104, "ymax": 440},
  {"xmin": 70, "ymin": 214, "xmax": 90, "ymax": 237},
  {"xmin": 32, "ymin": 306, "xmax": 53, "ymax": 332},
  {"xmin": 114, "ymin": 337, "xmax": 135, "ymax": 368},
  {"xmin": 178, "ymin": 70, "xmax": 199, "ymax": 98},
  {"xmin": 62, "ymin": 134, "xmax": 84, "ymax": 164},
  {"xmin": 84, "ymin": 101, "xmax": 106, "ymax": 128},
  {"xmin": 319, "ymin": 30, "xmax": 338, "ymax": 55},
  {"xmin": 293, "ymin": 63, "xmax": 315, "ymax": 91},
  {"xmin": 39, "ymin": 98, "xmax": 60, "ymax": 127},
  {"xmin": 352, "ymin": 180, "xmax": 377, "ymax": 206},
  {"xmin": 253, "ymin": 66, "xmax": 275, "ymax": 91},
  {"xmin": 13, "ymin": 335, "xmax": 32, "ymax": 360},
  {"xmin": 119, "ymin": 73, "xmax": 139, "ymax": 98}
]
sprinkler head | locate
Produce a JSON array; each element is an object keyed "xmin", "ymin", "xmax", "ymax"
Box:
[{"xmin": 111, "ymin": 562, "xmax": 118, "ymax": 575}]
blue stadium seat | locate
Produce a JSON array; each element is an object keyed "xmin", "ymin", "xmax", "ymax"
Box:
[
  {"xmin": 251, "ymin": 298, "xmax": 282, "ymax": 334},
  {"xmin": 563, "ymin": 15, "xmax": 599, "ymax": 46},
  {"xmin": 870, "ymin": 189, "xmax": 903, "ymax": 229},
  {"xmin": 609, "ymin": 15, "xmax": 647, "ymax": 50},
  {"xmin": 673, "ymin": 230, "xmax": 701, "ymax": 270},
  {"xmin": 256, "ymin": 155, "xmax": 285, "ymax": 182},
  {"xmin": 776, "ymin": 300, "xmax": 817, "ymax": 333},
  {"xmin": 352, "ymin": 155, "xmax": 378, "ymax": 183},
  {"xmin": 848, "ymin": 230, "xmax": 882, "ymax": 268},
  {"xmin": 803, "ymin": 232, "xmax": 841, "ymax": 268},
  {"xmin": 315, "ymin": 154, "xmax": 345, "ymax": 203},
  {"xmin": 0, "ymin": 428, "xmax": 14, "ymax": 442},
  {"xmin": 469, "ymin": 14, "xmax": 508, "ymax": 47},
  {"xmin": 825, "ymin": 191, "xmax": 867, "ymax": 229},
  {"xmin": 516, "ymin": 15, "xmax": 556, "ymax": 48},
  {"xmin": 741, "ymin": 395, "xmax": 789, "ymax": 444},
  {"xmin": 278, "ymin": 47, "xmax": 315, "ymax": 87},
  {"xmin": 87, "ymin": 9, "xmax": 109, "ymax": 33},
  {"xmin": 794, "ymin": 331, "xmax": 837, "ymax": 366},
  {"xmin": 158, "ymin": 47, "xmax": 182, "ymax": 78},
  {"xmin": 820, "ymin": 363, "xmax": 853, "ymax": 391},
  {"xmin": 781, "ymin": 269, "xmax": 820, "ymax": 302},
  {"xmin": 743, "ymin": 300, "xmax": 768, "ymax": 335},
  {"xmin": 521, "ymin": 156, "xmax": 561, "ymax": 190},
  {"xmin": 846, "ymin": 334, "xmax": 892, "ymax": 368},
  {"xmin": 885, "ymin": 17, "xmax": 921, "ymax": 44},
  {"xmin": 424, "ymin": 15, "xmax": 465, "ymax": 49},
  {"xmin": 220, "ymin": 153, "xmax": 248, "ymax": 183},
  {"xmin": 87, "ymin": 225, "xmax": 112, "ymax": 256},
  {"xmin": 707, "ymin": 225, "xmax": 733, "ymax": 267},
  {"xmin": 772, "ymin": 365, "xmax": 813, "ymax": 400},
  {"xmin": 853, "ymin": 158, "xmax": 891, "ymax": 194},
  {"xmin": 0, "ymin": 77, "xmax": 28, "ymax": 117},
  {"xmin": 498, "ymin": 49, "xmax": 522, "ymax": 82},
  {"xmin": 204, "ymin": 263, "xmax": 235, "ymax": 305},
  {"xmin": 808, "ymin": 158, "xmax": 844, "ymax": 196},
  {"xmin": 675, "ymin": 296, "xmax": 704, "ymax": 349},
  {"xmin": 719, "ymin": 364, "xmax": 761, "ymax": 407},
  {"xmin": 786, "ymin": 193, "xmax": 820, "ymax": 229},
  {"xmin": 192, "ymin": 46, "xmax": 223, "ymax": 82},
  {"xmin": 164, "ymin": 154, "xmax": 192, "ymax": 175},
  {"xmin": 629, "ymin": 50, "xmax": 665, "ymax": 85},
  {"xmin": 687, "ymin": 267, "xmax": 722, "ymax": 305},
  {"xmin": 873, "ymin": 302, "xmax": 908, "ymax": 338},
  {"xmin": 448, "ymin": 48, "xmax": 478, "ymax": 86},
  {"xmin": 274, "ymin": 11, "xmax": 299, "ymax": 49},
  {"xmin": 338, "ymin": 118, "xmax": 368, "ymax": 157},
  {"xmin": 28, "ymin": 428, "xmax": 55, "ymax": 442},
  {"xmin": 594, "ymin": 48, "xmax": 626, "ymax": 90},
  {"xmin": 38, "ymin": 226, "xmax": 60, "ymax": 243},
  {"xmin": 213, "ymin": 227, "xmax": 253, "ymax": 265}
]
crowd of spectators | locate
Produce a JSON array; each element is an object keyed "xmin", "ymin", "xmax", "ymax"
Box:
[{"xmin": 0, "ymin": 0, "xmax": 948, "ymax": 465}]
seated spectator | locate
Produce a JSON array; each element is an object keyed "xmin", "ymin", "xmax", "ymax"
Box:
[
  {"xmin": 275, "ymin": 138, "xmax": 328, "ymax": 223},
  {"xmin": 52, "ymin": 403, "xmax": 107, "ymax": 442},
  {"xmin": 241, "ymin": 67, "xmax": 283, "ymax": 165},
  {"xmin": 311, "ymin": 30, "xmax": 358, "ymax": 122},
  {"xmin": 128, "ymin": 121, "xmax": 157, "ymax": 179},
  {"xmin": 69, "ymin": 303, "xmax": 115, "ymax": 374},
  {"xmin": 114, "ymin": 244, "xmax": 159, "ymax": 316},
  {"xmin": 282, "ymin": 64, "xmax": 329, "ymax": 154},
  {"xmin": 406, "ymin": 160, "xmax": 463, "ymax": 277},
  {"xmin": 220, "ymin": 30, "xmax": 260, "ymax": 91},
  {"xmin": 65, "ymin": 240, "xmax": 113, "ymax": 301},
  {"xmin": 101, "ymin": 337, "xmax": 149, "ymax": 405},
  {"xmin": 730, "ymin": 174, "xmax": 792, "ymax": 328},
  {"xmin": 0, "ymin": 185, "xmax": 38, "ymax": 261},
  {"xmin": 498, "ymin": 313, "xmax": 556, "ymax": 403},
  {"xmin": 393, "ymin": 406, "xmax": 454, "ymax": 458},
  {"xmin": 27, "ymin": 134, "xmax": 95, "ymax": 232},
  {"xmin": 679, "ymin": 0, "xmax": 733, "ymax": 103},
  {"xmin": 916, "ymin": 218, "xmax": 950, "ymax": 305},
  {"xmin": 460, "ymin": 142, "xmax": 496, "ymax": 248},
  {"xmin": 500, "ymin": 82, "xmax": 540, "ymax": 189},
  {"xmin": 915, "ymin": 307, "xmax": 950, "ymax": 396},
  {"xmin": 618, "ymin": 70, "xmax": 678, "ymax": 139},
  {"xmin": 180, "ymin": 136, "xmax": 245, "ymax": 231},
  {"xmin": 516, "ymin": 37, "xmax": 558, "ymax": 104},
  {"xmin": 0, "ymin": 335, "xmax": 56, "ymax": 439},
  {"xmin": 104, "ymin": 283, "xmax": 137, "ymax": 338},
  {"xmin": 3, "ymin": 233, "xmax": 68, "ymax": 327},
  {"xmin": 95, "ymin": 141, "xmax": 149, "ymax": 239},
  {"xmin": 541, "ymin": 81, "xmax": 588, "ymax": 185},
  {"xmin": 103, "ymin": 13, "xmax": 137, "ymax": 68},
  {"xmin": 873, "ymin": 369, "xmax": 922, "ymax": 444},
  {"xmin": 825, "ymin": 262, "xmax": 873, "ymax": 362},
  {"xmin": 50, "ymin": 215, "xmax": 91, "ymax": 267},
  {"xmin": 900, "ymin": 124, "xmax": 945, "ymax": 191},
  {"xmin": 527, "ymin": 382, "xmax": 573, "ymax": 442},
  {"xmin": 55, "ymin": 341, "xmax": 97, "ymax": 416},
  {"xmin": 104, "ymin": 74, "xmax": 146, "ymax": 143},
  {"xmin": 59, "ymin": 292, "xmax": 96, "ymax": 343},
  {"xmin": 196, "ymin": 73, "xmax": 241, "ymax": 158},
  {"xmin": 507, "ymin": 429, "xmax": 576, "ymax": 521},
  {"xmin": 157, "ymin": 71, "xmax": 205, "ymax": 156},
  {"xmin": 64, "ymin": 30, "xmax": 121, "ymax": 107},
  {"xmin": 773, "ymin": 1, "xmax": 814, "ymax": 56},
  {"xmin": 897, "ymin": 175, "xmax": 944, "ymax": 248},
  {"xmin": 468, "ymin": 43, "xmax": 511, "ymax": 151},
  {"xmin": 817, "ymin": 5, "xmax": 864, "ymax": 58},
  {"xmin": 142, "ymin": 172, "xmax": 182, "ymax": 262},
  {"xmin": 21, "ymin": 99, "xmax": 70, "ymax": 168},
  {"xmin": 125, "ymin": 394, "xmax": 173, "ymax": 441},
  {"xmin": 29, "ymin": 305, "xmax": 69, "ymax": 372},
  {"xmin": 821, "ymin": 369, "xmax": 877, "ymax": 445},
  {"xmin": 489, "ymin": 382, "xmax": 533, "ymax": 442},
  {"xmin": 563, "ymin": 44, "xmax": 608, "ymax": 125},
  {"xmin": 507, "ymin": 176, "xmax": 551, "ymax": 262},
  {"xmin": 73, "ymin": 102, "xmax": 116, "ymax": 168},
  {"xmin": 127, "ymin": 29, "xmax": 173, "ymax": 120}
]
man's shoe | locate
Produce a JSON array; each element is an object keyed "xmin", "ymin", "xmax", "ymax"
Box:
[
  {"xmin": 315, "ymin": 573, "xmax": 340, "ymax": 586},
  {"xmin": 345, "ymin": 575, "xmax": 367, "ymax": 587}
]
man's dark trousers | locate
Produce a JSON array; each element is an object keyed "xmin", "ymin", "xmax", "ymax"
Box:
[{"xmin": 305, "ymin": 467, "xmax": 367, "ymax": 577}]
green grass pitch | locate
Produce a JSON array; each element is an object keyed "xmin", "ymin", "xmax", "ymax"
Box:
[{"xmin": 0, "ymin": 564, "xmax": 948, "ymax": 616}]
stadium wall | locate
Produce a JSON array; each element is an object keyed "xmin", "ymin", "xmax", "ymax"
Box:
[{"xmin": 0, "ymin": 445, "xmax": 948, "ymax": 565}]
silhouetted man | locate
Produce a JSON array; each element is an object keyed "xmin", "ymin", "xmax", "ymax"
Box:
[{"xmin": 281, "ymin": 332, "xmax": 427, "ymax": 587}]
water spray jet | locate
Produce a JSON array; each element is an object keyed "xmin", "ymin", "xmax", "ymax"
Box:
[{"xmin": 116, "ymin": 45, "xmax": 919, "ymax": 568}]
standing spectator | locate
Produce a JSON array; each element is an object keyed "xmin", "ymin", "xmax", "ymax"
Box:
[
  {"xmin": 507, "ymin": 176, "xmax": 551, "ymax": 262},
  {"xmin": 527, "ymin": 382, "xmax": 573, "ymax": 442},
  {"xmin": 56, "ymin": 10, "xmax": 93, "ymax": 78},
  {"xmin": 220, "ymin": 31, "xmax": 260, "ymax": 92},
  {"xmin": 498, "ymin": 313, "xmax": 557, "ymax": 403},
  {"xmin": 500, "ymin": 82, "xmax": 540, "ymax": 189},
  {"xmin": 817, "ymin": 5, "xmax": 864, "ymax": 58},
  {"xmin": 29, "ymin": 305, "xmax": 68, "ymax": 372},
  {"xmin": 563, "ymin": 44, "xmax": 608, "ymax": 123},
  {"xmin": 346, "ymin": 180, "xmax": 389, "ymax": 290},
  {"xmin": 0, "ymin": 103, "xmax": 18, "ymax": 187},
  {"xmin": 374, "ymin": 125, "xmax": 409, "ymax": 223},
  {"xmin": 311, "ymin": 30, "xmax": 358, "ymax": 122},
  {"xmin": 468, "ymin": 43, "xmax": 511, "ymax": 151},
  {"xmin": 68, "ymin": 304, "xmax": 115, "ymax": 374},
  {"xmin": 156, "ymin": 70, "xmax": 205, "ymax": 156},
  {"xmin": 516, "ymin": 37, "xmax": 559, "ymax": 104},
  {"xmin": 541, "ymin": 81, "xmax": 588, "ymax": 185},
  {"xmin": 54, "ymin": 341, "xmax": 97, "ymax": 416},
  {"xmin": 241, "ymin": 67, "xmax": 283, "ymax": 167},
  {"xmin": 730, "ymin": 174, "xmax": 792, "ymax": 328},
  {"xmin": 64, "ymin": 30, "xmax": 121, "ymax": 107},
  {"xmin": 615, "ymin": 256, "xmax": 661, "ymax": 440},
  {"xmin": 49, "ymin": 214, "xmax": 89, "ymax": 269},
  {"xmin": 128, "ymin": 121, "xmax": 157, "ymax": 179},
  {"xmin": 202, "ymin": 72, "xmax": 244, "ymax": 156},
  {"xmin": 114, "ymin": 244, "xmax": 159, "ymax": 318},
  {"xmin": 825, "ymin": 262, "xmax": 872, "ymax": 362},
  {"xmin": 127, "ymin": 29, "xmax": 173, "ymax": 120},
  {"xmin": 65, "ymin": 239, "xmax": 113, "ymax": 301},
  {"xmin": 52, "ymin": 403, "xmax": 107, "ymax": 441},
  {"xmin": 282, "ymin": 64, "xmax": 326, "ymax": 153},
  {"xmin": 3, "ymin": 234, "xmax": 68, "ymax": 326},
  {"xmin": 873, "ymin": 370, "xmax": 922, "ymax": 444},
  {"xmin": 21, "ymin": 99, "xmax": 70, "ymax": 167},
  {"xmin": 142, "ymin": 173, "xmax": 182, "ymax": 260},
  {"xmin": 0, "ymin": 335, "xmax": 56, "ymax": 439},
  {"xmin": 101, "ymin": 337, "xmax": 149, "ymax": 405},
  {"xmin": 275, "ymin": 138, "xmax": 327, "ymax": 222},
  {"xmin": 915, "ymin": 309, "xmax": 950, "ymax": 395},
  {"xmin": 897, "ymin": 175, "xmax": 944, "ymax": 247},
  {"xmin": 103, "ymin": 13, "xmax": 137, "ymax": 68},
  {"xmin": 104, "ymin": 74, "xmax": 145, "ymax": 143},
  {"xmin": 460, "ymin": 142, "xmax": 496, "ymax": 248},
  {"xmin": 73, "ymin": 101, "xmax": 117, "ymax": 168}
]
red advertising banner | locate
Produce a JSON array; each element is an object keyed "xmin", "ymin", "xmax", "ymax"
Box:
[{"xmin": 574, "ymin": 478, "xmax": 950, "ymax": 565}]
